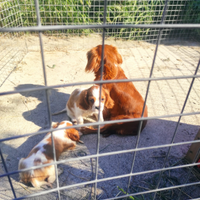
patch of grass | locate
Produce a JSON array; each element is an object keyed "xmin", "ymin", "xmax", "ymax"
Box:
[{"xmin": 117, "ymin": 186, "xmax": 143, "ymax": 200}]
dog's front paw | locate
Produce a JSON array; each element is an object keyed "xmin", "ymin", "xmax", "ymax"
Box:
[{"xmin": 72, "ymin": 120, "xmax": 77, "ymax": 125}]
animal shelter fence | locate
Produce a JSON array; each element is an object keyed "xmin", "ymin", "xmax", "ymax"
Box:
[{"xmin": 0, "ymin": 0, "xmax": 200, "ymax": 199}]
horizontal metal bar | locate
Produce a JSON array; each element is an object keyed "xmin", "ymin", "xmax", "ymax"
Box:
[
  {"xmin": 0, "ymin": 111, "xmax": 199, "ymax": 143},
  {"xmin": 104, "ymin": 181, "xmax": 200, "ymax": 200},
  {"xmin": 0, "ymin": 24, "xmax": 200, "ymax": 33},
  {"xmin": 0, "ymin": 74, "xmax": 200, "ymax": 97},
  {"xmin": 13, "ymin": 162, "xmax": 200, "ymax": 200},
  {"xmin": 1, "ymin": 137, "xmax": 200, "ymax": 179},
  {"xmin": 188, "ymin": 198, "xmax": 200, "ymax": 200}
]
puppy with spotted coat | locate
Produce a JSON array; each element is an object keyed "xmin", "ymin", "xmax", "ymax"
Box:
[
  {"xmin": 53, "ymin": 85, "xmax": 114, "ymax": 125},
  {"xmin": 18, "ymin": 121, "xmax": 81, "ymax": 188}
]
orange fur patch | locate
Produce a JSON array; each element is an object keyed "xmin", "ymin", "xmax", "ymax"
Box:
[{"xmin": 65, "ymin": 128, "xmax": 80, "ymax": 142}]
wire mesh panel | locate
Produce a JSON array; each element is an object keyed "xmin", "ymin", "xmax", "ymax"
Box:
[
  {"xmin": 0, "ymin": 0, "xmax": 27, "ymax": 88},
  {"xmin": 0, "ymin": 0, "xmax": 23, "ymax": 29},
  {"xmin": 0, "ymin": 0, "xmax": 200, "ymax": 199},
  {"xmin": 4, "ymin": 0, "xmax": 198, "ymax": 40}
]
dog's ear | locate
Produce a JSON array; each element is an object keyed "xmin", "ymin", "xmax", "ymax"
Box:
[
  {"xmin": 104, "ymin": 89, "xmax": 114, "ymax": 109},
  {"xmin": 104, "ymin": 45, "xmax": 122, "ymax": 65},
  {"xmin": 103, "ymin": 63, "xmax": 118, "ymax": 80},
  {"xmin": 78, "ymin": 90, "xmax": 90, "ymax": 110},
  {"xmin": 52, "ymin": 122, "xmax": 59, "ymax": 129},
  {"xmin": 66, "ymin": 129, "xmax": 80, "ymax": 141},
  {"xmin": 85, "ymin": 47, "xmax": 101, "ymax": 73}
]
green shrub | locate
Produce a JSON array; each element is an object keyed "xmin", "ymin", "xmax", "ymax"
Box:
[{"xmin": 1, "ymin": 0, "xmax": 199, "ymax": 39}]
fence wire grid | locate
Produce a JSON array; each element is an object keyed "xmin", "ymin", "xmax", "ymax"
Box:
[{"xmin": 0, "ymin": 0, "xmax": 200, "ymax": 199}]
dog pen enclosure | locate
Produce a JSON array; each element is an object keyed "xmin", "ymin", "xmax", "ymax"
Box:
[{"xmin": 0, "ymin": 0, "xmax": 200, "ymax": 199}]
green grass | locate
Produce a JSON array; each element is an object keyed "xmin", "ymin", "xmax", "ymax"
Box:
[
  {"xmin": 117, "ymin": 186, "xmax": 144, "ymax": 200},
  {"xmin": 0, "ymin": 0, "xmax": 200, "ymax": 39}
]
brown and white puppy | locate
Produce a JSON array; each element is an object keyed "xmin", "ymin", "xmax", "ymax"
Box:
[
  {"xmin": 18, "ymin": 121, "xmax": 81, "ymax": 188},
  {"xmin": 53, "ymin": 85, "xmax": 114, "ymax": 125}
]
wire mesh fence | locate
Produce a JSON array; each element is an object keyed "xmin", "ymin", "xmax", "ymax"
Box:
[
  {"xmin": 0, "ymin": 0, "xmax": 200, "ymax": 199},
  {"xmin": 1, "ymin": 0, "xmax": 200, "ymax": 40}
]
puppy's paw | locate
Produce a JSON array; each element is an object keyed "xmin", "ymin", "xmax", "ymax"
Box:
[
  {"xmin": 72, "ymin": 120, "xmax": 77, "ymax": 125},
  {"xmin": 78, "ymin": 131, "xmax": 83, "ymax": 136}
]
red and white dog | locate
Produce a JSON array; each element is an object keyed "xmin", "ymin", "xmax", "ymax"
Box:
[
  {"xmin": 53, "ymin": 85, "xmax": 114, "ymax": 125},
  {"xmin": 18, "ymin": 121, "xmax": 81, "ymax": 188},
  {"xmin": 81, "ymin": 45, "xmax": 148, "ymax": 136}
]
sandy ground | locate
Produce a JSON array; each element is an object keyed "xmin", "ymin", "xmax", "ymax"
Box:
[{"xmin": 0, "ymin": 34, "xmax": 200, "ymax": 200}]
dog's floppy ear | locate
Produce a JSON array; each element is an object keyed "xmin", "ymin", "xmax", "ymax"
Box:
[
  {"xmin": 66, "ymin": 128, "xmax": 80, "ymax": 141},
  {"xmin": 52, "ymin": 122, "xmax": 59, "ymax": 129},
  {"xmin": 85, "ymin": 47, "xmax": 101, "ymax": 73},
  {"xmin": 104, "ymin": 89, "xmax": 114, "ymax": 109},
  {"xmin": 103, "ymin": 62, "xmax": 118, "ymax": 80},
  {"xmin": 78, "ymin": 89, "xmax": 90, "ymax": 110},
  {"xmin": 103, "ymin": 45, "xmax": 122, "ymax": 65}
]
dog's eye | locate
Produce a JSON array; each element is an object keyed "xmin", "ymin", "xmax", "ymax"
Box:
[
  {"xmin": 90, "ymin": 99, "xmax": 94, "ymax": 104},
  {"xmin": 101, "ymin": 98, "xmax": 105, "ymax": 101}
]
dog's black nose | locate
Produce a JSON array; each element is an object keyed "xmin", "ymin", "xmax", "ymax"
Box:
[{"xmin": 95, "ymin": 106, "xmax": 99, "ymax": 110}]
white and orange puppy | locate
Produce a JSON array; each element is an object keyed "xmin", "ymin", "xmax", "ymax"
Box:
[
  {"xmin": 18, "ymin": 121, "xmax": 81, "ymax": 188},
  {"xmin": 53, "ymin": 85, "xmax": 114, "ymax": 125}
]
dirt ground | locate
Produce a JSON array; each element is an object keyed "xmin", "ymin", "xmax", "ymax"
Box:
[{"xmin": 0, "ymin": 34, "xmax": 200, "ymax": 200}]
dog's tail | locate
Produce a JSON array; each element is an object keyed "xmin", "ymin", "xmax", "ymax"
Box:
[{"xmin": 52, "ymin": 108, "xmax": 67, "ymax": 116}]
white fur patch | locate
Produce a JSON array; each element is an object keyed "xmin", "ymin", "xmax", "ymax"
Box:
[
  {"xmin": 22, "ymin": 150, "xmax": 48, "ymax": 171},
  {"xmin": 92, "ymin": 87, "xmax": 104, "ymax": 112}
]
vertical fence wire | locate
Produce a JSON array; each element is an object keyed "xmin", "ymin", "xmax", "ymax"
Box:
[
  {"xmin": 39, "ymin": 32, "xmax": 61, "ymax": 200},
  {"xmin": 34, "ymin": 0, "xmax": 61, "ymax": 199},
  {"xmin": 94, "ymin": 1, "xmax": 108, "ymax": 199},
  {"xmin": 126, "ymin": 0, "xmax": 170, "ymax": 196},
  {"xmin": 177, "ymin": 147, "xmax": 200, "ymax": 200},
  {"xmin": 16, "ymin": 0, "xmax": 23, "ymax": 27},
  {"xmin": 0, "ymin": 148, "xmax": 16, "ymax": 199},
  {"xmin": 152, "ymin": 58, "xmax": 200, "ymax": 200}
]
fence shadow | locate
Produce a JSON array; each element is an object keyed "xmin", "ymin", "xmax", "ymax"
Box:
[
  {"xmin": 1, "ymin": 116, "xmax": 199, "ymax": 199},
  {"xmin": 14, "ymin": 84, "xmax": 71, "ymax": 129}
]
